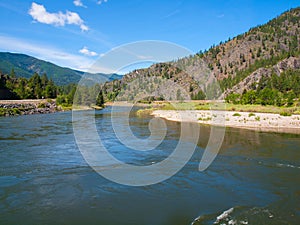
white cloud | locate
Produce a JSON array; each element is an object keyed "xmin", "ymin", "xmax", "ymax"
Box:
[
  {"xmin": 97, "ymin": 0, "xmax": 108, "ymax": 5},
  {"xmin": 80, "ymin": 24, "xmax": 89, "ymax": 32},
  {"xmin": 79, "ymin": 46, "xmax": 98, "ymax": 56},
  {"xmin": 73, "ymin": 0, "xmax": 85, "ymax": 7},
  {"xmin": 28, "ymin": 2, "xmax": 89, "ymax": 31}
]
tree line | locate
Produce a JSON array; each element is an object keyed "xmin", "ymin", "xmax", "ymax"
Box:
[
  {"xmin": 1, "ymin": 69, "xmax": 57, "ymax": 99},
  {"xmin": 225, "ymin": 69, "xmax": 300, "ymax": 106},
  {"xmin": 0, "ymin": 70, "xmax": 104, "ymax": 107}
]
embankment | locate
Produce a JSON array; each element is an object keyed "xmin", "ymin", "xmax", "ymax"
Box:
[{"xmin": 0, "ymin": 99, "xmax": 62, "ymax": 116}]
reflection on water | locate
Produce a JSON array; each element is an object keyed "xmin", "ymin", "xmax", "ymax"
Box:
[{"xmin": 0, "ymin": 107, "xmax": 300, "ymax": 225}]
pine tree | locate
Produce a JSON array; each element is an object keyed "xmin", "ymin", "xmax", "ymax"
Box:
[{"xmin": 96, "ymin": 90, "xmax": 104, "ymax": 107}]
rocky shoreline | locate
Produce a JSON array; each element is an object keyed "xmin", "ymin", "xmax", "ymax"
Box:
[{"xmin": 0, "ymin": 99, "xmax": 62, "ymax": 116}]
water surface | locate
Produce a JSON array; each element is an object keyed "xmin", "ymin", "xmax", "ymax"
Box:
[{"xmin": 0, "ymin": 107, "xmax": 300, "ymax": 225}]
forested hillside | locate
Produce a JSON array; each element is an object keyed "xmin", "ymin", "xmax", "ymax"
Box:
[
  {"xmin": 100, "ymin": 7, "xmax": 300, "ymax": 106},
  {"xmin": 0, "ymin": 52, "xmax": 83, "ymax": 85},
  {"xmin": 0, "ymin": 52, "xmax": 123, "ymax": 86}
]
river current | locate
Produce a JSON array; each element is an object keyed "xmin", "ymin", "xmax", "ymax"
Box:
[{"xmin": 0, "ymin": 106, "xmax": 300, "ymax": 225}]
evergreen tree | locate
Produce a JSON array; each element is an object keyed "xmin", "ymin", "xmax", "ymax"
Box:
[
  {"xmin": 10, "ymin": 68, "xmax": 16, "ymax": 78},
  {"xmin": 96, "ymin": 90, "xmax": 104, "ymax": 107}
]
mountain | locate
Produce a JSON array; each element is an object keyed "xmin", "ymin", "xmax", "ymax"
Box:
[
  {"xmin": 0, "ymin": 52, "xmax": 122, "ymax": 86},
  {"xmin": 0, "ymin": 52, "xmax": 83, "ymax": 85},
  {"xmin": 100, "ymin": 7, "xmax": 300, "ymax": 102},
  {"xmin": 199, "ymin": 7, "xmax": 300, "ymax": 92}
]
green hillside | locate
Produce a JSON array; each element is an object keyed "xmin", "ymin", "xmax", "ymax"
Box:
[
  {"xmin": 0, "ymin": 52, "xmax": 123, "ymax": 86},
  {"xmin": 0, "ymin": 52, "xmax": 84, "ymax": 85},
  {"xmin": 100, "ymin": 7, "xmax": 300, "ymax": 107}
]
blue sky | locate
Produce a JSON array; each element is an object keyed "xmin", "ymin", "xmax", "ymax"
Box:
[{"xmin": 0, "ymin": 0, "xmax": 299, "ymax": 73}]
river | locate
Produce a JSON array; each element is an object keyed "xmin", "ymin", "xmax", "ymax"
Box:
[{"xmin": 0, "ymin": 106, "xmax": 300, "ymax": 225}]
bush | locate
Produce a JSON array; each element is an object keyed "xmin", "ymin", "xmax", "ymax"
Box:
[
  {"xmin": 249, "ymin": 112, "xmax": 256, "ymax": 117},
  {"xmin": 56, "ymin": 95, "xmax": 66, "ymax": 105},
  {"xmin": 0, "ymin": 108, "xmax": 6, "ymax": 116},
  {"xmin": 233, "ymin": 113, "xmax": 241, "ymax": 116},
  {"xmin": 280, "ymin": 111, "xmax": 292, "ymax": 116},
  {"xmin": 37, "ymin": 102, "xmax": 46, "ymax": 108},
  {"xmin": 198, "ymin": 117, "xmax": 212, "ymax": 121}
]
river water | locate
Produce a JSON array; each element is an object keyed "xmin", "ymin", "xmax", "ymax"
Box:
[{"xmin": 0, "ymin": 106, "xmax": 300, "ymax": 225}]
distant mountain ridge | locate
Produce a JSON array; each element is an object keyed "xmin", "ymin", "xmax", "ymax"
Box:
[{"xmin": 0, "ymin": 52, "xmax": 122, "ymax": 85}]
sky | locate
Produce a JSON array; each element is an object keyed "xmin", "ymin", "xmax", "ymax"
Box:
[{"xmin": 0, "ymin": 0, "xmax": 299, "ymax": 73}]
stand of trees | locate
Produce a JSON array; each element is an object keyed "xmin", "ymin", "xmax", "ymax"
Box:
[
  {"xmin": 57, "ymin": 84, "xmax": 104, "ymax": 107},
  {"xmin": 1, "ymin": 70, "xmax": 57, "ymax": 99},
  {"xmin": 0, "ymin": 71, "xmax": 104, "ymax": 107},
  {"xmin": 225, "ymin": 69, "xmax": 300, "ymax": 106}
]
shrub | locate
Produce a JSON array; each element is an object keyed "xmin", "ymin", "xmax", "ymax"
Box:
[
  {"xmin": 280, "ymin": 111, "xmax": 292, "ymax": 116},
  {"xmin": 198, "ymin": 117, "xmax": 212, "ymax": 121},
  {"xmin": 255, "ymin": 116, "xmax": 260, "ymax": 121},
  {"xmin": 56, "ymin": 95, "xmax": 66, "ymax": 105},
  {"xmin": 38, "ymin": 102, "xmax": 46, "ymax": 108},
  {"xmin": 0, "ymin": 108, "xmax": 6, "ymax": 116},
  {"xmin": 248, "ymin": 112, "xmax": 256, "ymax": 117},
  {"xmin": 233, "ymin": 113, "xmax": 241, "ymax": 116}
]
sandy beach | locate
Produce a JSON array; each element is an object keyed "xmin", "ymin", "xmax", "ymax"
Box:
[{"xmin": 152, "ymin": 110, "xmax": 300, "ymax": 134}]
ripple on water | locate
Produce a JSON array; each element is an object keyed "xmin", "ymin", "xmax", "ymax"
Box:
[
  {"xmin": 0, "ymin": 176, "xmax": 28, "ymax": 188},
  {"xmin": 1, "ymin": 109, "xmax": 300, "ymax": 225}
]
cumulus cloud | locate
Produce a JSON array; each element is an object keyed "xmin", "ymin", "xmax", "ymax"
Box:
[
  {"xmin": 79, "ymin": 24, "xmax": 89, "ymax": 31},
  {"xmin": 97, "ymin": 0, "xmax": 108, "ymax": 5},
  {"xmin": 28, "ymin": 2, "xmax": 89, "ymax": 31},
  {"xmin": 79, "ymin": 46, "xmax": 98, "ymax": 56},
  {"xmin": 73, "ymin": 0, "xmax": 84, "ymax": 7}
]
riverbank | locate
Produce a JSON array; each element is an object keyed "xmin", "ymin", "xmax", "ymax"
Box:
[
  {"xmin": 0, "ymin": 99, "xmax": 106, "ymax": 116},
  {"xmin": 0, "ymin": 99, "xmax": 62, "ymax": 116},
  {"xmin": 152, "ymin": 110, "xmax": 300, "ymax": 134}
]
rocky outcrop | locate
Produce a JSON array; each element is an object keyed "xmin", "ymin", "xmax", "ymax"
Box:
[{"xmin": 223, "ymin": 56, "xmax": 300, "ymax": 96}]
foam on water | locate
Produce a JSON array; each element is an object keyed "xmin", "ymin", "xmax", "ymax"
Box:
[
  {"xmin": 190, "ymin": 206, "xmax": 283, "ymax": 225},
  {"xmin": 276, "ymin": 163, "xmax": 300, "ymax": 169},
  {"xmin": 215, "ymin": 207, "xmax": 234, "ymax": 223}
]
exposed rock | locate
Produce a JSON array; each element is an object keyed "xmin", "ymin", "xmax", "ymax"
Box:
[{"xmin": 223, "ymin": 56, "xmax": 300, "ymax": 96}]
